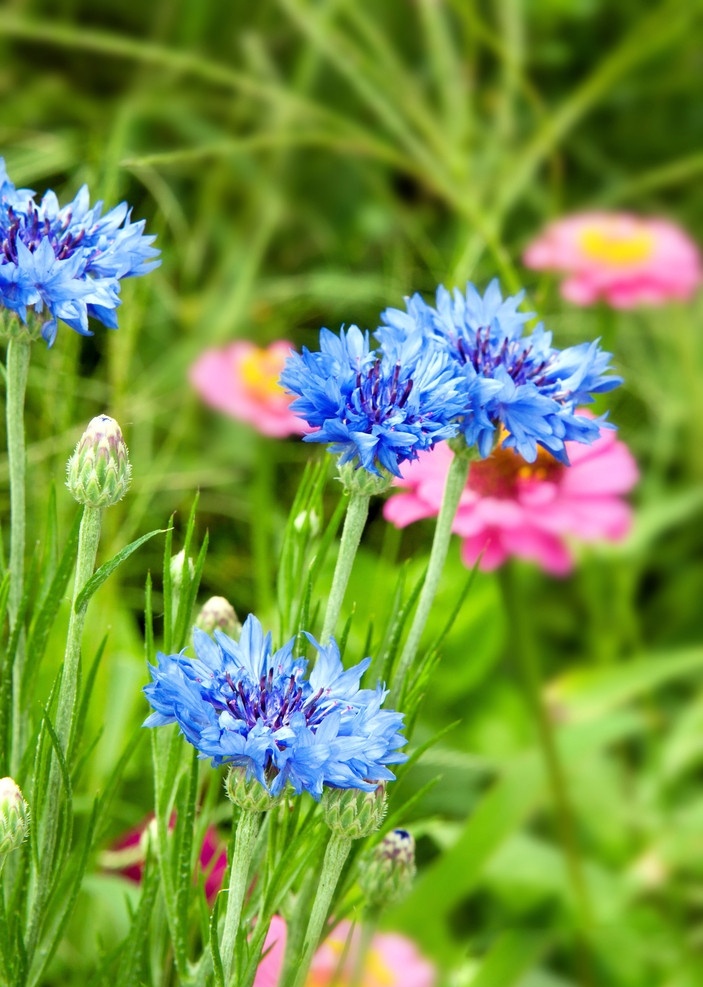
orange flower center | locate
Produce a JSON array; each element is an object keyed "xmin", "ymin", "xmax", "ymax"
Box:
[
  {"xmin": 579, "ymin": 222, "xmax": 655, "ymax": 266},
  {"xmin": 469, "ymin": 442, "xmax": 563, "ymax": 498},
  {"xmin": 306, "ymin": 941, "xmax": 396, "ymax": 987},
  {"xmin": 238, "ymin": 347, "xmax": 288, "ymax": 402}
]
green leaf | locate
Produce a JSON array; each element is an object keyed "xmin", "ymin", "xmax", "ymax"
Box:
[{"xmin": 74, "ymin": 527, "xmax": 169, "ymax": 613}]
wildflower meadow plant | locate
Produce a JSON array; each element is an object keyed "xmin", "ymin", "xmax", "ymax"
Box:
[
  {"xmin": 144, "ymin": 613, "xmax": 406, "ymax": 987},
  {"xmin": 523, "ymin": 212, "xmax": 702, "ymax": 307},
  {"xmin": 375, "ymin": 280, "xmax": 623, "ymax": 699},
  {"xmin": 1, "ymin": 159, "xmax": 634, "ymax": 987}
]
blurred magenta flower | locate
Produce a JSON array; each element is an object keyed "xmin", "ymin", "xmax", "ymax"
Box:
[
  {"xmin": 189, "ymin": 340, "xmax": 307, "ymax": 438},
  {"xmin": 523, "ymin": 212, "xmax": 701, "ymax": 308},
  {"xmin": 107, "ymin": 817, "xmax": 227, "ymax": 905},
  {"xmin": 384, "ymin": 413, "xmax": 638, "ymax": 575},
  {"xmin": 254, "ymin": 916, "xmax": 436, "ymax": 987}
]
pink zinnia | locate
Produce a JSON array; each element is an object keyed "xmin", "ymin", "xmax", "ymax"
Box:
[
  {"xmin": 189, "ymin": 340, "xmax": 307, "ymax": 438},
  {"xmin": 254, "ymin": 917, "xmax": 435, "ymax": 987},
  {"xmin": 523, "ymin": 212, "xmax": 701, "ymax": 308},
  {"xmin": 384, "ymin": 416, "xmax": 638, "ymax": 576}
]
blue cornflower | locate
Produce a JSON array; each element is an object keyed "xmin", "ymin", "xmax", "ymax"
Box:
[
  {"xmin": 0, "ymin": 157, "xmax": 160, "ymax": 345},
  {"xmin": 279, "ymin": 324, "xmax": 465, "ymax": 477},
  {"xmin": 143, "ymin": 614, "xmax": 407, "ymax": 799},
  {"xmin": 378, "ymin": 279, "xmax": 622, "ymax": 463}
]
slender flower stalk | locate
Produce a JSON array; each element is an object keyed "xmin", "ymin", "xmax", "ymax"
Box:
[
  {"xmin": 6, "ymin": 333, "xmax": 31, "ymax": 774},
  {"xmin": 288, "ymin": 831, "xmax": 352, "ymax": 987},
  {"xmin": 220, "ymin": 807, "xmax": 261, "ymax": 987},
  {"xmin": 391, "ymin": 449, "xmax": 471, "ymax": 706},
  {"xmin": 320, "ymin": 488, "xmax": 370, "ymax": 644}
]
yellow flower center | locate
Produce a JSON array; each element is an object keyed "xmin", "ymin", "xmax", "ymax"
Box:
[
  {"xmin": 239, "ymin": 347, "xmax": 287, "ymax": 401},
  {"xmin": 306, "ymin": 941, "xmax": 396, "ymax": 987},
  {"xmin": 579, "ymin": 222, "xmax": 655, "ymax": 266}
]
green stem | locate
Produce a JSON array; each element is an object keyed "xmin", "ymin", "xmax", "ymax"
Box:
[
  {"xmin": 6, "ymin": 337, "xmax": 31, "ymax": 776},
  {"xmin": 5, "ymin": 336, "xmax": 31, "ymax": 625},
  {"xmin": 499, "ymin": 564, "xmax": 594, "ymax": 980},
  {"xmin": 220, "ymin": 808, "xmax": 261, "ymax": 987},
  {"xmin": 391, "ymin": 452, "xmax": 469, "ymax": 706},
  {"xmin": 53, "ymin": 505, "xmax": 103, "ymax": 757},
  {"xmin": 320, "ymin": 490, "xmax": 370, "ymax": 644},
  {"xmin": 288, "ymin": 832, "xmax": 352, "ymax": 987}
]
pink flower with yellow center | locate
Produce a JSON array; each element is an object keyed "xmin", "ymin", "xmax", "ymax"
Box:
[
  {"xmin": 254, "ymin": 917, "xmax": 435, "ymax": 987},
  {"xmin": 189, "ymin": 340, "xmax": 307, "ymax": 438},
  {"xmin": 384, "ymin": 413, "xmax": 638, "ymax": 575},
  {"xmin": 523, "ymin": 212, "xmax": 701, "ymax": 308}
]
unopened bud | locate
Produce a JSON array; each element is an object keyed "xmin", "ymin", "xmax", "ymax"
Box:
[
  {"xmin": 170, "ymin": 550, "xmax": 194, "ymax": 590},
  {"xmin": 293, "ymin": 510, "xmax": 321, "ymax": 537},
  {"xmin": 225, "ymin": 767, "xmax": 278, "ymax": 813},
  {"xmin": 322, "ymin": 784, "xmax": 387, "ymax": 840},
  {"xmin": 0, "ymin": 777, "xmax": 30, "ymax": 855},
  {"xmin": 359, "ymin": 828, "xmax": 416, "ymax": 910},
  {"xmin": 196, "ymin": 596, "xmax": 241, "ymax": 638},
  {"xmin": 66, "ymin": 415, "xmax": 131, "ymax": 508}
]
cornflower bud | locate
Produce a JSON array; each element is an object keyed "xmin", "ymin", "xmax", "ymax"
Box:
[
  {"xmin": 66, "ymin": 415, "xmax": 131, "ymax": 508},
  {"xmin": 322, "ymin": 784, "xmax": 387, "ymax": 841},
  {"xmin": 0, "ymin": 777, "xmax": 30, "ymax": 855},
  {"xmin": 225, "ymin": 767, "xmax": 279, "ymax": 813},
  {"xmin": 359, "ymin": 828, "xmax": 416, "ymax": 911},
  {"xmin": 196, "ymin": 596, "xmax": 242, "ymax": 639}
]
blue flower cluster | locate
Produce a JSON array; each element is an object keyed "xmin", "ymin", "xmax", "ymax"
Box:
[
  {"xmin": 143, "ymin": 615, "xmax": 407, "ymax": 799},
  {"xmin": 279, "ymin": 324, "xmax": 465, "ymax": 476},
  {"xmin": 1, "ymin": 158, "xmax": 160, "ymax": 345},
  {"xmin": 378, "ymin": 280, "xmax": 621, "ymax": 463}
]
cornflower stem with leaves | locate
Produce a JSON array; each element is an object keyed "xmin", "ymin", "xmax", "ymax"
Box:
[
  {"xmin": 287, "ymin": 831, "xmax": 352, "ymax": 987},
  {"xmin": 320, "ymin": 488, "xmax": 370, "ymax": 644},
  {"xmin": 220, "ymin": 807, "xmax": 261, "ymax": 986},
  {"xmin": 6, "ymin": 334, "xmax": 31, "ymax": 774},
  {"xmin": 391, "ymin": 449, "xmax": 471, "ymax": 705},
  {"xmin": 499, "ymin": 563, "xmax": 594, "ymax": 983}
]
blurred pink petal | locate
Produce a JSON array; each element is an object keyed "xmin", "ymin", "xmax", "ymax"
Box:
[
  {"xmin": 524, "ymin": 212, "xmax": 701, "ymax": 308},
  {"xmin": 384, "ymin": 412, "xmax": 638, "ymax": 576},
  {"xmin": 253, "ymin": 916, "xmax": 287, "ymax": 987},
  {"xmin": 189, "ymin": 340, "xmax": 307, "ymax": 438},
  {"xmin": 253, "ymin": 917, "xmax": 435, "ymax": 987}
]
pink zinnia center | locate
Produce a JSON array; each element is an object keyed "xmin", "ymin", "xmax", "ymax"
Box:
[
  {"xmin": 307, "ymin": 941, "xmax": 396, "ymax": 987},
  {"xmin": 239, "ymin": 347, "xmax": 288, "ymax": 402},
  {"xmin": 579, "ymin": 222, "xmax": 655, "ymax": 266},
  {"xmin": 468, "ymin": 443, "xmax": 564, "ymax": 498}
]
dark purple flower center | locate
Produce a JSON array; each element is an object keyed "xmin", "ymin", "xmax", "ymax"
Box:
[
  {"xmin": 1, "ymin": 204, "xmax": 85, "ymax": 264},
  {"xmin": 455, "ymin": 325, "xmax": 552, "ymax": 388},
  {"xmin": 353, "ymin": 360, "xmax": 414, "ymax": 424},
  {"xmin": 217, "ymin": 668, "xmax": 328, "ymax": 733}
]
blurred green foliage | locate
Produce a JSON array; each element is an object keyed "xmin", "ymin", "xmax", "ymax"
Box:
[{"xmin": 2, "ymin": 0, "xmax": 703, "ymax": 984}]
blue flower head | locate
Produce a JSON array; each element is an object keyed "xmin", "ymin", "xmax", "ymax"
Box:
[
  {"xmin": 143, "ymin": 614, "xmax": 407, "ymax": 799},
  {"xmin": 378, "ymin": 280, "xmax": 622, "ymax": 464},
  {"xmin": 279, "ymin": 324, "xmax": 465, "ymax": 477},
  {"xmin": 0, "ymin": 157, "xmax": 160, "ymax": 345}
]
